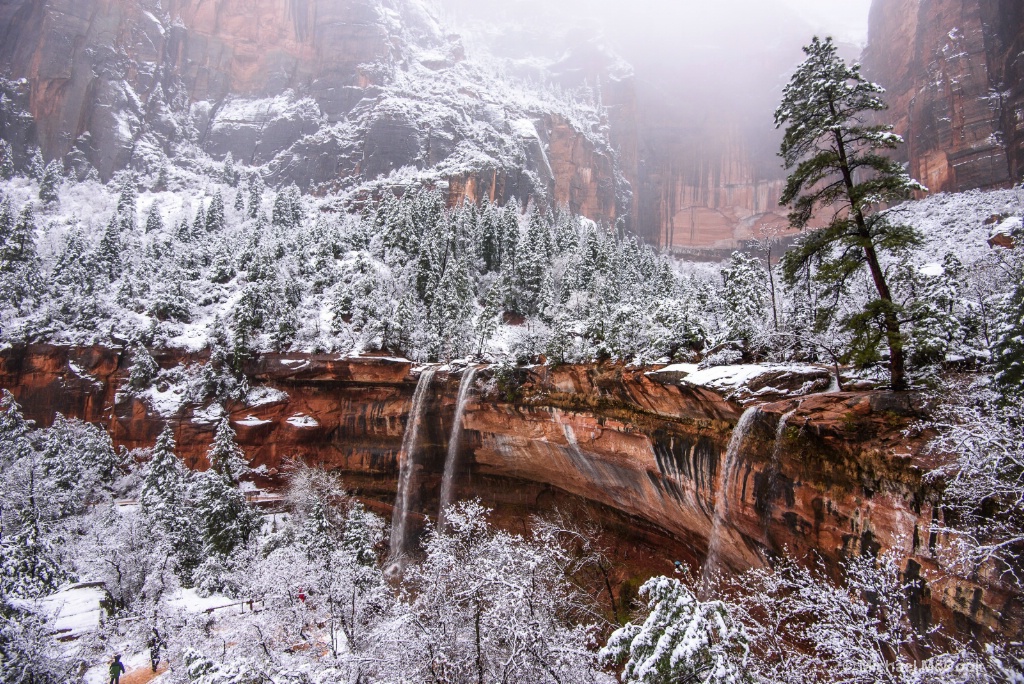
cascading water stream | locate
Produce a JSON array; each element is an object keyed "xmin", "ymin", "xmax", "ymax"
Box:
[
  {"xmin": 387, "ymin": 367, "xmax": 436, "ymax": 573},
  {"xmin": 699, "ymin": 405, "xmax": 760, "ymax": 594},
  {"xmin": 438, "ymin": 365, "xmax": 478, "ymax": 527},
  {"xmin": 772, "ymin": 408, "xmax": 799, "ymax": 463}
]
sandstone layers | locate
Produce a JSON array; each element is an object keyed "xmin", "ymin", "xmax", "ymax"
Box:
[
  {"xmin": 862, "ymin": 0, "xmax": 1024, "ymax": 193},
  {"xmin": 1, "ymin": 343, "xmax": 1018, "ymax": 640},
  {"xmin": 0, "ymin": 0, "xmax": 625, "ymax": 225}
]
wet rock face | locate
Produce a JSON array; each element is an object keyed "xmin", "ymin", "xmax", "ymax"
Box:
[
  {"xmin": 862, "ymin": 0, "xmax": 1024, "ymax": 192},
  {"xmin": 1, "ymin": 343, "xmax": 1019, "ymax": 638}
]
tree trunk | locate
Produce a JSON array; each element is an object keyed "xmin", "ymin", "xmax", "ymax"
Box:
[{"xmin": 832, "ymin": 127, "xmax": 907, "ymax": 390}]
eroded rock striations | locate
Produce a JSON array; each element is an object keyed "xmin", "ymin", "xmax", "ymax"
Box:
[
  {"xmin": 862, "ymin": 0, "xmax": 1024, "ymax": 192},
  {"xmin": 1, "ymin": 343, "xmax": 1018, "ymax": 639},
  {"xmin": 0, "ymin": 0, "xmax": 626, "ymax": 224}
]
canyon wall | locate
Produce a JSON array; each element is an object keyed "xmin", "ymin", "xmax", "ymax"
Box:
[
  {"xmin": 0, "ymin": 0, "xmax": 624, "ymax": 225},
  {"xmin": 862, "ymin": 0, "xmax": 1024, "ymax": 192},
  {"xmin": 1, "ymin": 343, "xmax": 1018, "ymax": 640}
]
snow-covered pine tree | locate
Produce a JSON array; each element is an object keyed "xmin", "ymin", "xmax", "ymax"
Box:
[
  {"xmin": 206, "ymin": 417, "xmax": 249, "ymax": 485},
  {"xmin": 97, "ymin": 215, "xmax": 123, "ymax": 280},
  {"xmin": 115, "ymin": 172, "xmax": 138, "ymax": 233},
  {"xmin": 28, "ymin": 149, "xmax": 44, "ymax": 181},
  {"xmin": 191, "ymin": 202, "xmax": 206, "ymax": 236},
  {"xmin": 222, "ymin": 152, "xmax": 236, "ymax": 186},
  {"xmin": 993, "ymin": 222, "xmax": 1024, "ymax": 397},
  {"xmin": 721, "ymin": 251, "xmax": 768, "ymax": 353},
  {"xmin": 206, "ymin": 191, "xmax": 225, "ymax": 233},
  {"xmin": 37, "ymin": 161, "xmax": 62, "ymax": 206},
  {"xmin": 127, "ymin": 344, "xmax": 159, "ymax": 392},
  {"xmin": 0, "ymin": 140, "xmax": 13, "ymax": 180},
  {"xmin": 299, "ymin": 495, "xmax": 336, "ymax": 566},
  {"xmin": 193, "ymin": 465, "xmax": 258, "ymax": 559},
  {"xmin": 140, "ymin": 426, "xmax": 202, "ymax": 582},
  {"xmin": 246, "ymin": 173, "xmax": 264, "ymax": 219},
  {"xmin": 0, "ymin": 509, "xmax": 69, "ymax": 599},
  {"xmin": 145, "ymin": 201, "xmax": 163, "ymax": 234},
  {"xmin": 600, "ymin": 575, "xmax": 749, "ymax": 684},
  {"xmin": 0, "ymin": 197, "xmax": 11, "ymax": 250},
  {"xmin": 775, "ymin": 36, "xmax": 925, "ymax": 390},
  {"xmin": 2, "ymin": 205, "xmax": 36, "ymax": 265},
  {"xmin": 233, "ymin": 187, "xmax": 245, "ymax": 213}
]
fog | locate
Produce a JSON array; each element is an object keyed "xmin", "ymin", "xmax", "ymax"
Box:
[{"xmin": 436, "ymin": 0, "xmax": 874, "ymax": 240}]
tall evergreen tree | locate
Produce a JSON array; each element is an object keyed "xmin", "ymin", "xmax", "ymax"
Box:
[
  {"xmin": 38, "ymin": 161, "xmax": 62, "ymax": 206},
  {"xmin": 222, "ymin": 152, "xmax": 236, "ymax": 186},
  {"xmin": 775, "ymin": 36, "xmax": 925, "ymax": 390},
  {"xmin": 206, "ymin": 192, "xmax": 225, "ymax": 233},
  {"xmin": 2, "ymin": 205, "xmax": 35, "ymax": 265},
  {"xmin": 115, "ymin": 173, "xmax": 138, "ymax": 233},
  {"xmin": 246, "ymin": 173, "xmax": 264, "ymax": 219},
  {"xmin": 145, "ymin": 202, "xmax": 163, "ymax": 234},
  {"xmin": 993, "ymin": 222, "xmax": 1024, "ymax": 397},
  {"xmin": 28, "ymin": 149, "xmax": 44, "ymax": 181},
  {"xmin": 205, "ymin": 417, "xmax": 249, "ymax": 485},
  {"xmin": 0, "ymin": 140, "xmax": 13, "ymax": 180},
  {"xmin": 721, "ymin": 251, "xmax": 768, "ymax": 349},
  {"xmin": 140, "ymin": 426, "xmax": 202, "ymax": 583}
]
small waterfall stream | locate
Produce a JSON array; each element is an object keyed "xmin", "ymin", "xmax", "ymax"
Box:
[
  {"xmin": 700, "ymin": 405, "xmax": 760, "ymax": 593},
  {"xmin": 772, "ymin": 408, "xmax": 798, "ymax": 463},
  {"xmin": 388, "ymin": 367, "xmax": 436, "ymax": 571},
  {"xmin": 438, "ymin": 365, "xmax": 478, "ymax": 526}
]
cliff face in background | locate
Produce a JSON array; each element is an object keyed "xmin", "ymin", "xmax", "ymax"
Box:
[
  {"xmin": 2, "ymin": 343, "xmax": 1019, "ymax": 640},
  {"xmin": 862, "ymin": 0, "xmax": 1024, "ymax": 192},
  {"xmin": 0, "ymin": 0, "xmax": 625, "ymax": 225}
]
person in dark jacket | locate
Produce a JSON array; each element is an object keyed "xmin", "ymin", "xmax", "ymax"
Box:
[{"xmin": 109, "ymin": 654, "xmax": 126, "ymax": 684}]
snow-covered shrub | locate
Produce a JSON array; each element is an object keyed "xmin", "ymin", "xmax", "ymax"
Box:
[{"xmin": 601, "ymin": 575, "xmax": 749, "ymax": 684}]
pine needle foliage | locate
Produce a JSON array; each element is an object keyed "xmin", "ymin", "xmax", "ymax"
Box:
[{"xmin": 775, "ymin": 36, "xmax": 926, "ymax": 390}]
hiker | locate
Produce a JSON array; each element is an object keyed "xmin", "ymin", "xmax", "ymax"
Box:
[
  {"xmin": 148, "ymin": 627, "xmax": 165, "ymax": 672},
  {"xmin": 109, "ymin": 654, "xmax": 126, "ymax": 684}
]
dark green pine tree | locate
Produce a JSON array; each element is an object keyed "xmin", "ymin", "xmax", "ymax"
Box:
[
  {"xmin": 993, "ymin": 223, "xmax": 1024, "ymax": 398},
  {"xmin": 191, "ymin": 203, "xmax": 206, "ymax": 237},
  {"xmin": 206, "ymin": 192, "xmax": 225, "ymax": 233},
  {"xmin": 115, "ymin": 173, "xmax": 138, "ymax": 233},
  {"xmin": 140, "ymin": 426, "xmax": 202, "ymax": 583},
  {"xmin": 246, "ymin": 173, "xmax": 264, "ymax": 219},
  {"xmin": 194, "ymin": 467, "xmax": 258, "ymax": 558},
  {"xmin": 97, "ymin": 215, "xmax": 123, "ymax": 280},
  {"xmin": 145, "ymin": 202, "xmax": 163, "ymax": 234},
  {"xmin": 38, "ymin": 161, "xmax": 62, "ymax": 206},
  {"xmin": 775, "ymin": 36, "xmax": 926, "ymax": 390},
  {"xmin": 0, "ymin": 140, "xmax": 14, "ymax": 180},
  {"xmin": 222, "ymin": 152, "xmax": 236, "ymax": 186},
  {"xmin": 28, "ymin": 149, "xmax": 44, "ymax": 181},
  {"xmin": 206, "ymin": 417, "xmax": 249, "ymax": 485},
  {"xmin": 0, "ymin": 202, "xmax": 42, "ymax": 308}
]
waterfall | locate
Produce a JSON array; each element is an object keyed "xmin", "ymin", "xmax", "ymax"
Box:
[
  {"xmin": 388, "ymin": 367, "xmax": 436, "ymax": 571},
  {"xmin": 700, "ymin": 406, "xmax": 760, "ymax": 593},
  {"xmin": 772, "ymin": 408, "xmax": 798, "ymax": 463},
  {"xmin": 438, "ymin": 365, "xmax": 478, "ymax": 526}
]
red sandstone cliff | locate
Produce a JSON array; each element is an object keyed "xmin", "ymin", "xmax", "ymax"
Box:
[
  {"xmin": 862, "ymin": 0, "xmax": 1024, "ymax": 192},
  {"xmin": 1, "ymin": 343, "xmax": 1017, "ymax": 639},
  {"xmin": 0, "ymin": 0, "xmax": 625, "ymax": 226}
]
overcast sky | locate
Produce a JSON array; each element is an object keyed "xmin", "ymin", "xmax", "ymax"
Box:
[{"xmin": 780, "ymin": 0, "xmax": 874, "ymax": 45}]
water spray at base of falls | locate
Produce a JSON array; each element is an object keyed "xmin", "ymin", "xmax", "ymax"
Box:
[
  {"xmin": 699, "ymin": 405, "xmax": 760, "ymax": 596},
  {"xmin": 438, "ymin": 365, "xmax": 478, "ymax": 527},
  {"xmin": 387, "ymin": 367, "xmax": 436, "ymax": 575}
]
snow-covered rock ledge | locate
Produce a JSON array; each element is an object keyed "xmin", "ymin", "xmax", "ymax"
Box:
[{"xmin": 645, "ymin": 363, "xmax": 833, "ymax": 402}]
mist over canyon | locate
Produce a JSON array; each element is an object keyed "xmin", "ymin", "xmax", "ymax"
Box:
[{"xmin": 0, "ymin": 1, "xmax": 1023, "ymax": 683}]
